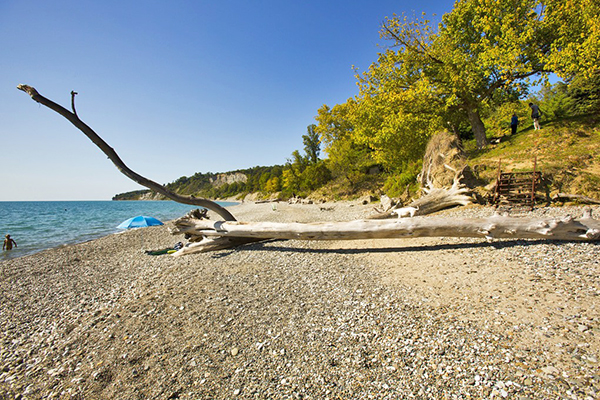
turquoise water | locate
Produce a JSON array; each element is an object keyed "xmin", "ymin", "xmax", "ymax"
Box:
[{"xmin": 0, "ymin": 201, "xmax": 236, "ymax": 260}]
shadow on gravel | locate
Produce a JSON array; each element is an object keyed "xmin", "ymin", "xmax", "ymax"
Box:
[{"xmin": 219, "ymin": 238, "xmax": 589, "ymax": 256}]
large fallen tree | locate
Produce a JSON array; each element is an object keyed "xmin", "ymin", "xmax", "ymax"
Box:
[
  {"xmin": 18, "ymin": 85, "xmax": 600, "ymax": 256},
  {"xmin": 170, "ymin": 208, "xmax": 600, "ymax": 255}
]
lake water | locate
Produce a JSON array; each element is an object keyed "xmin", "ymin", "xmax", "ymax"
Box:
[{"xmin": 0, "ymin": 200, "xmax": 236, "ymax": 260}]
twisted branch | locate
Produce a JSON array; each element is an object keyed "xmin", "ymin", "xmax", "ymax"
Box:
[{"xmin": 17, "ymin": 84, "xmax": 237, "ymax": 222}]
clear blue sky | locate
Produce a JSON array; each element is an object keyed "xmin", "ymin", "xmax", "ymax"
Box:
[{"xmin": 1, "ymin": 0, "xmax": 453, "ymax": 201}]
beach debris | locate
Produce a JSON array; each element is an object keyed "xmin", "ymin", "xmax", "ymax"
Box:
[
  {"xmin": 552, "ymin": 193, "xmax": 600, "ymax": 205},
  {"xmin": 371, "ymin": 132, "xmax": 473, "ymax": 220},
  {"xmin": 17, "ymin": 84, "xmax": 237, "ymax": 223},
  {"xmin": 170, "ymin": 208, "xmax": 600, "ymax": 255}
]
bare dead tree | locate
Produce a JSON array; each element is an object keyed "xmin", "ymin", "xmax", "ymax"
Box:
[{"xmin": 17, "ymin": 84, "xmax": 237, "ymax": 222}]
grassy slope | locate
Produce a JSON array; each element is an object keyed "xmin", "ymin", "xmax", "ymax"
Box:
[{"xmin": 463, "ymin": 115, "xmax": 600, "ymax": 200}]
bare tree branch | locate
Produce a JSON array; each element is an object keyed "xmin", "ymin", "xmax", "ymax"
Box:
[
  {"xmin": 17, "ymin": 84, "xmax": 237, "ymax": 222},
  {"xmin": 70, "ymin": 90, "xmax": 78, "ymax": 117},
  {"xmin": 381, "ymin": 21, "xmax": 444, "ymax": 65}
]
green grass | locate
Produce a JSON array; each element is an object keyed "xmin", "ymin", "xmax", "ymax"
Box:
[{"xmin": 463, "ymin": 114, "xmax": 600, "ymax": 198}]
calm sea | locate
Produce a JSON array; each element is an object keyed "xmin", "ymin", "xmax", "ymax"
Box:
[{"xmin": 0, "ymin": 200, "xmax": 236, "ymax": 260}]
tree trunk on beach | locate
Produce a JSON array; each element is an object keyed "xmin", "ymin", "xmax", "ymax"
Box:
[
  {"xmin": 17, "ymin": 84, "xmax": 237, "ymax": 222},
  {"xmin": 372, "ymin": 132, "xmax": 473, "ymax": 220},
  {"xmin": 170, "ymin": 208, "xmax": 600, "ymax": 255},
  {"xmin": 552, "ymin": 193, "xmax": 600, "ymax": 205},
  {"xmin": 368, "ymin": 182, "xmax": 472, "ymax": 220}
]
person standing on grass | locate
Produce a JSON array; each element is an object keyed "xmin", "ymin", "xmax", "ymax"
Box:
[
  {"xmin": 529, "ymin": 102, "xmax": 542, "ymax": 130},
  {"xmin": 3, "ymin": 234, "xmax": 17, "ymax": 251},
  {"xmin": 510, "ymin": 113, "xmax": 519, "ymax": 135}
]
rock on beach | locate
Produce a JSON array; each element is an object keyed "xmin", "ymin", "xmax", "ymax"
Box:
[{"xmin": 1, "ymin": 202, "xmax": 599, "ymax": 399}]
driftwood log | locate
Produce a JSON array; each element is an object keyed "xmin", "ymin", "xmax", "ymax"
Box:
[
  {"xmin": 408, "ymin": 135, "xmax": 473, "ymax": 215},
  {"xmin": 552, "ymin": 193, "xmax": 600, "ymax": 205},
  {"xmin": 408, "ymin": 172, "xmax": 472, "ymax": 215},
  {"xmin": 170, "ymin": 208, "xmax": 600, "ymax": 255},
  {"xmin": 371, "ymin": 132, "xmax": 473, "ymax": 220},
  {"xmin": 17, "ymin": 84, "xmax": 237, "ymax": 222},
  {"xmin": 370, "ymin": 166, "xmax": 472, "ymax": 220}
]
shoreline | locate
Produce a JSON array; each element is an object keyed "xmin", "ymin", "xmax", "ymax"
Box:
[
  {"xmin": 1, "ymin": 203, "xmax": 599, "ymax": 399},
  {"xmin": 0, "ymin": 200, "xmax": 237, "ymax": 261}
]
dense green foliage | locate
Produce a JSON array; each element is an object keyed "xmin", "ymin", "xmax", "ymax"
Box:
[
  {"xmin": 312, "ymin": 0, "xmax": 598, "ymax": 196},
  {"xmin": 115, "ymin": 0, "xmax": 599, "ymax": 202},
  {"xmin": 542, "ymin": 0, "xmax": 600, "ymax": 79}
]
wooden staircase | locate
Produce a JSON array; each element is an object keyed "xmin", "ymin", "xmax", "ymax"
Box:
[{"xmin": 492, "ymin": 158, "xmax": 542, "ymax": 208}]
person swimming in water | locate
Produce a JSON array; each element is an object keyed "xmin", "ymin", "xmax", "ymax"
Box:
[{"xmin": 3, "ymin": 234, "xmax": 17, "ymax": 251}]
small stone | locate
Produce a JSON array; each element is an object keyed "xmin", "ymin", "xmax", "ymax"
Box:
[
  {"xmin": 578, "ymin": 324, "xmax": 590, "ymax": 332},
  {"xmin": 231, "ymin": 347, "xmax": 239, "ymax": 356},
  {"xmin": 584, "ymin": 354, "xmax": 598, "ymax": 364},
  {"xmin": 541, "ymin": 366, "xmax": 559, "ymax": 376}
]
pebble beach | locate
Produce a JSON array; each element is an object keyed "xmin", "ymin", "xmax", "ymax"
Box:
[{"xmin": 1, "ymin": 202, "xmax": 599, "ymax": 399}]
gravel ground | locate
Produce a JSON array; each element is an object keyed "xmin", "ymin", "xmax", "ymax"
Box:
[{"xmin": 1, "ymin": 202, "xmax": 599, "ymax": 399}]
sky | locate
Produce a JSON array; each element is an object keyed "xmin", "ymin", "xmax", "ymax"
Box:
[{"xmin": 0, "ymin": 0, "xmax": 454, "ymax": 201}]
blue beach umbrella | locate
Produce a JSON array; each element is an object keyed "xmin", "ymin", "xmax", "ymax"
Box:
[
  {"xmin": 117, "ymin": 216, "xmax": 164, "ymax": 249},
  {"xmin": 117, "ymin": 215, "xmax": 164, "ymax": 229}
]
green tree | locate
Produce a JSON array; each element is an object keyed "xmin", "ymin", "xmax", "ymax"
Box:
[
  {"xmin": 303, "ymin": 124, "xmax": 321, "ymax": 164},
  {"xmin": 300, "ymin": 162, "xmax": 331, "ymax": 191},
  {"xmin": 353, "ymin": 69, "xmax": 444, "ymax": 167},
  {"xmin": 543, "ymin": 0, "xmax": 600, "ymax": 79},
  {"xmin": 315, "ymin": 102, "xmax": 376, "ymax": 183},
  {"xmin": 280, "ymin": 150, "xmax": 307, "ymax": 196},
  {"xmin": 369, "ymin": 0, "xmax": 550, "ymax": 150},
  {"xmin": 290, "ymin": 150, "xmax": 307, "ymax": 171},
  {"xmin": 281, "ymin": 168, "xmax": 300, "ymax": 196},
  {"xmin": 566, "ymin": 72, "xmax": 600, "ymax": 115},
  {"xmin": 537, "ymin": 81, "xmax": 574, "ymax": 119},
  {"xmin": 325, "ymin": 136, "xmax": 373, "ymax": 185},
  {"xmin": 314, "ymin": 102, "xmax": 355, "ymax": 150},
  {"xmin": 258, "ymin": 172, "xmax": 271, "ymax": 192},
  {"xmin": 265, "ymin": 176, "xmax": 281, "ymax": 193}
]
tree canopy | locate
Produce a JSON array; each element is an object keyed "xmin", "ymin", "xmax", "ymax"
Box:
[
  {"xmin": 542, "ymin": 0, "xmax": 600, "ymax": 79},
  {"xmin": 315, "ymin": 0, "xmax": 599, "ymax": 177}
]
